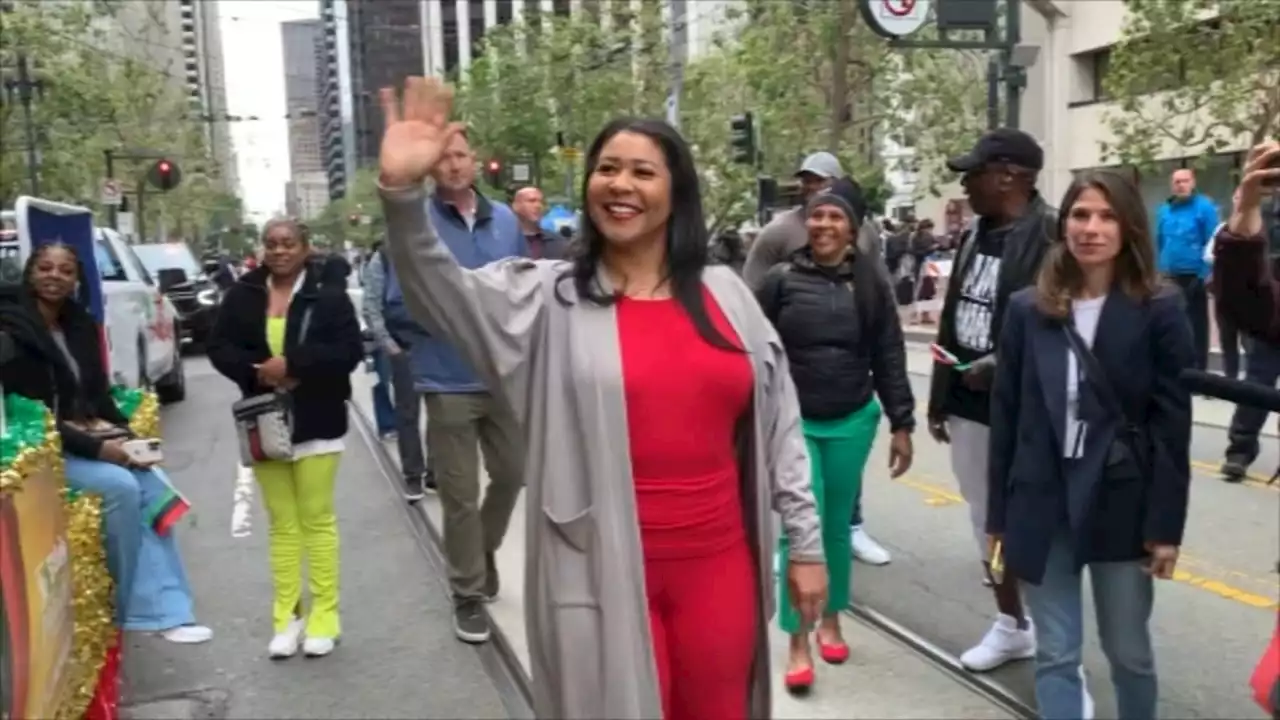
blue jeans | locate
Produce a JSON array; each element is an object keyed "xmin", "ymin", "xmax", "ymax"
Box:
[
  {"xmin": 1021, "ymin": 528, "xmax": 1157, "ymax": 720},
  {"xmin": 371, "ymin": 348, "xmax": 396, "ymax": 435},
  {"xmin": 64, "ymin": 456, "xmax": 196, "ymax": 630}
]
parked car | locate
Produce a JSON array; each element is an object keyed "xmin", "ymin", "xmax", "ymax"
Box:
[
  {"xmin": 92, "ymin": 228, "xmax": 186, "ymax": 403},
  {"xmin": 133, "ymin": 242, "xmax": 220, "ymax": 347}
]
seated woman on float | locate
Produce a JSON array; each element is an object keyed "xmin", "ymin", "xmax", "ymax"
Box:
[{"xmin": 0, "ymin": 243, "xmax": 211, "ymax": 642}]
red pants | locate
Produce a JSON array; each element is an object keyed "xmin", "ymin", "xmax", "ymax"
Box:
[{"xmin": 645, "ymin": 541, "xmax": 758, "ymax": 720}]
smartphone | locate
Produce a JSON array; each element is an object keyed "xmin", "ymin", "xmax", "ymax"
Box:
[
  {"xmin": 989, "ymin": 540, "xmax": 1005, "ymax": 585},
  {"xmin": 1264, "ymin": 152, "xmax": 1280, "ymax": 188},
  {"xmin": 122, "ymin": 438, "xmax": 163, "ymax": 465},
  {"xmin": 930, "ymin": 343, "xmax": 972, "ymax": 372}
]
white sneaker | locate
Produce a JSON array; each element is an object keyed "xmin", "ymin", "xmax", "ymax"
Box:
[
  {"xmin": 851, "ymin": 526, "xmax": 892, "ymax": 565},
  {"xmin": 161, "ymin": 624, "xmax": 213, "ymax": 644},
  {"xmin": 960, "ymin": 614, "xmax": 1036, "ymax": 672},
  {"xmin": 303, "ymin": 636, "xmax": 337, "ymax": 657},
  {"xmin": 268, "ymin": 618, "xmax": 305, "ymax": 659}
]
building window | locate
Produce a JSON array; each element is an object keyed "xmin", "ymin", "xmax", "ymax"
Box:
[
  {"xmin": 469, "ymin": 0, "xmax": 486, "ymax": 56},
  {"xmin": 1090, "ymin": 49, "xmax": 1110, "ymax": 102},
  {"xmin": 441, "ymin": 0, "xmax": 459, "ymax": 74},
  {"xmin": 496, "ymin": 0, "xmax": 514, "ymax": 25},
  {"xmin": 552, "ymin": 0, "xmax": 570, "ymax": 16}
]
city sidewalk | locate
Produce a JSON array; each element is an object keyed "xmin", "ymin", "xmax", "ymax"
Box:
[
  {"xmin": 900, "ymin": 340, "xmax": 1271, "ymax": 437},
  {"xmin": 349, "ymin": 369, "xmax": 1016, "ymax": 719},
  {"xmin": 120, "ymin": 368, "xmax": 510, "ymax": 719}
]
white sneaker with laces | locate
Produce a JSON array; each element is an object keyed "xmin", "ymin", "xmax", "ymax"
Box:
[
  {"xmin": 161, "ymin": 624, "xmax": 213, "ymax": 644},
  {"xmin": 960, "ymin": 614, "xmax": 1036, "ymax": 672},
  {"xmin": 268, "ymin": 618, "xmax": 305, "ymax": 659},
  {"xmin": 303, "ymin": 636, "xmax": 337, "ymax": 657},
  {"xmin": 851, "ymin": 525, "xmax": 892, "ymax": 565}
]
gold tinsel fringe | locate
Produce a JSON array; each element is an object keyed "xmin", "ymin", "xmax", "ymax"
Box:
[
  {"xmin": 2, "ymin": 404, "xmax": 147, "ymax": 719},
  {"xmin": 56, "ymin": 492, "xmax": 115, "ymax": 720},
  {"xmin": 129, "ymin": 391, "xmax": 161, "ymax": 439}
]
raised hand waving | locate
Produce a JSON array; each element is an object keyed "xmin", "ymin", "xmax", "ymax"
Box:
[{"xmin": 377, "ymin": 77, "xmax": 467, "ymax": 188}]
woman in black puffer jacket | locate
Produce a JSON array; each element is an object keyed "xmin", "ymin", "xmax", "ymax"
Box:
[{"xmin": 756, "ymin": 178, "xmax": 916, "ymax": 693}]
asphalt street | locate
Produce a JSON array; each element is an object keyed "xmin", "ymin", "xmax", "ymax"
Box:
[
  {"xmin": 119, "ymin": 358, "xmax": 510, "ymax": 720},
  {"xmin": 854, "ymin": 370, "xmax": 1279, "ymax": 719}
]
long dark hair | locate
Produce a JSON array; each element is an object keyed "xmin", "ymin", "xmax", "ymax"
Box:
[
  {"xmin": 555, "ymin": 118, "xmax": 742, "ymax": 352},
  {"xmin": 1035, "ymin": 170, "xmax": 1160, "ymax": 319}
]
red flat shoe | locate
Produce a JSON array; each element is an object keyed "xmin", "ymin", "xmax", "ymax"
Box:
[
  {"xmin": 818, "ymin": 640, "xmax": 849, "ymax": 665},
  {"xmin": 784, "ymin": 665, "xmax": 814, "ymax": 695}
]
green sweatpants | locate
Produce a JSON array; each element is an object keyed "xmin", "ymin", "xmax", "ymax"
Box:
[{"xmin": 778, "ymin": 398, "xmax": 881, "ymax": 633}]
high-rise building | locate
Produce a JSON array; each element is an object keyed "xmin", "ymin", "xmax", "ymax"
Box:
[
  {"xmin": 100, "ymin": 0, "xmax": 237, "ymax": 191},
  {"xmin": 319, "ymin": 0, "xmax": 349, "ymax": 200},
  {"xmin": 347, "ymin": 0, "xmax": 424, "ymax": 169},
  {"xmin": 281, "ymin": 19, "xmax": 329, "ymax": 219}
]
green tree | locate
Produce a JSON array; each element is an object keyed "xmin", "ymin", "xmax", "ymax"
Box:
[
  {"xmin": 886, "ymin": 37, "xmax": 992, "ymax": 196},
  {"xmin": 309, "ymin": 167, "xmax": 382, "ymax": 249},
  {"xmin": 456, "ymin": 9, "xmax": 670, "ymax": 199},
  {"xmin": 1101, "ymin": 0, "xmax": 1280, "ymax": 169},
  {"xmin": 0, "ymin": 1, "xmax": 222, "ymax": 235}
]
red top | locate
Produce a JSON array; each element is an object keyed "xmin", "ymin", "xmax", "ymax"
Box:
[{"xmin": 617, "ymin": 291, "xmax": 754, "ymax": 560}]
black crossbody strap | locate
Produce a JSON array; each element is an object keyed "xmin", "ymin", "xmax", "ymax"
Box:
[{"xmin": 1061, "ymin": 323, "xmax": 1128, "ymax": 422}]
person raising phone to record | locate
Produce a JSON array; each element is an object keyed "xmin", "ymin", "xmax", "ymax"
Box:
[{"xmin": 1211, "ymin": 141, "xmax": 1280, "ymax": 343}]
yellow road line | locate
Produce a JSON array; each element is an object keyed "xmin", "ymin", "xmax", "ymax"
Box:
[
  {"xmin": 1172, "ymin": 569, "xmax": 1279, "ymax": 609},
  {"xmin": 1190, "ymin": 460, "xmax": 1278, "ymax": 490},
  {"xmin": 892, "ymin": 474, "xmax": 963, "ymax": 506},
  {"xmin": 887, "ymin": 473, "xmax": 1279, "ymax": 611}
]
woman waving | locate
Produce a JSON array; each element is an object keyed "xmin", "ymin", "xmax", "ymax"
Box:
[{"xmin": 376, "ymin": 77, "xmax": 825, "ymax": 720}]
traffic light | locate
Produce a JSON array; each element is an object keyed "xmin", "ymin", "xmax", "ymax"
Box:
[
  {"xmin": 485, "ymin": 159, "xmax": 502, "ymax": 187},
  {"xmin": 148, "ymin": 158, "xmax": 182, "ymax": 191},
  {"xmin": 729, "ymin": 113, "xmax": 756, "ymax": 166}
]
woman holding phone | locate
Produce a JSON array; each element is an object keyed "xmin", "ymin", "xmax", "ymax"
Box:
[{"xmin": 0, "ymin": 243, "xmax": 211, "ymax": 642}]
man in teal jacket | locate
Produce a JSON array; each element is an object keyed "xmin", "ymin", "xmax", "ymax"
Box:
[{"xmin": 1156, "ymin": 168, "xmax": 1220, "ymax": 369}]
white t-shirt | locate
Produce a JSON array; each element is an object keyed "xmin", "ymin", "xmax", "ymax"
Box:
[{"xmin": 1065, "ymin": 296, "xmax": 1107, "ymax": 458}]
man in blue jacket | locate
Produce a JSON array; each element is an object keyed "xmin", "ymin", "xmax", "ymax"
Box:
[
  {"xmin": 382, "ymin": 129, "xmax": 528, "ymax": 645},
  {"xmin": 1156, "ymin": 168, "xmax": 1220, "ymax": 369}
]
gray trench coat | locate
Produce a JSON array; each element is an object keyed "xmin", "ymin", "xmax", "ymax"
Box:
[{"xmin": 381, "ymin": 187, "xmax": 824, "ymax": 719}]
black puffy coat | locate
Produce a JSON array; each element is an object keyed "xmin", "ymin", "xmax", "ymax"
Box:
[{"xmin": 757, "ymin": 248, "xmax": 915, "ymax": 430}]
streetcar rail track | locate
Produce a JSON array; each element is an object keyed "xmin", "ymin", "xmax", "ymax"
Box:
[
  {"xmin": 351, "ymin": 405, "xmax": 535, "ymax": 720},
  {"xmin": 353, "ymin": 401, "xmax": 1034, "ymax": 720}
]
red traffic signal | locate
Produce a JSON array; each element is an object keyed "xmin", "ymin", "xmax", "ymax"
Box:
[{"xmin": 148, "ymin": 158, "xmax": 182, "ymax": 191}]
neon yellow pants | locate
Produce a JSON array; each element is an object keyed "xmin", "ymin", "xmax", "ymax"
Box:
[{"xmin": 254, "ymin": 453, "xmax": 341, "ymax": 638}]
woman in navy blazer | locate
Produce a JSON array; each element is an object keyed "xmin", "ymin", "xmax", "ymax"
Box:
[{"xmin": 986, "ymin": 170, "xmax": 1193, "ymax": 720}]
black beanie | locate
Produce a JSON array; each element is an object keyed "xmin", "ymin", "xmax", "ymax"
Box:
[{"xmin": 806, "ymin": 177, "xmax": 867, "ymax": 226}]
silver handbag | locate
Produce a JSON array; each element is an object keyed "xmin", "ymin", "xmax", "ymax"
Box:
[
  {"xmin": 232, "ymin": 390, "xmax": 294, "ymax": 464},
  {"xmin": 231, "ymin": 307, "xmax": 312, "ymax": 465}
]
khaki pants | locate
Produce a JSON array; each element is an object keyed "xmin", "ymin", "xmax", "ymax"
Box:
[{"xmin": 425, "ymin": 392, "xmax": 524, "ymax": 599}]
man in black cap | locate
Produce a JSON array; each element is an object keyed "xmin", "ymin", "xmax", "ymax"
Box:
[{"xmin": 926, "ymin": 128, "xmax": 1057, "ymax": 674}]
